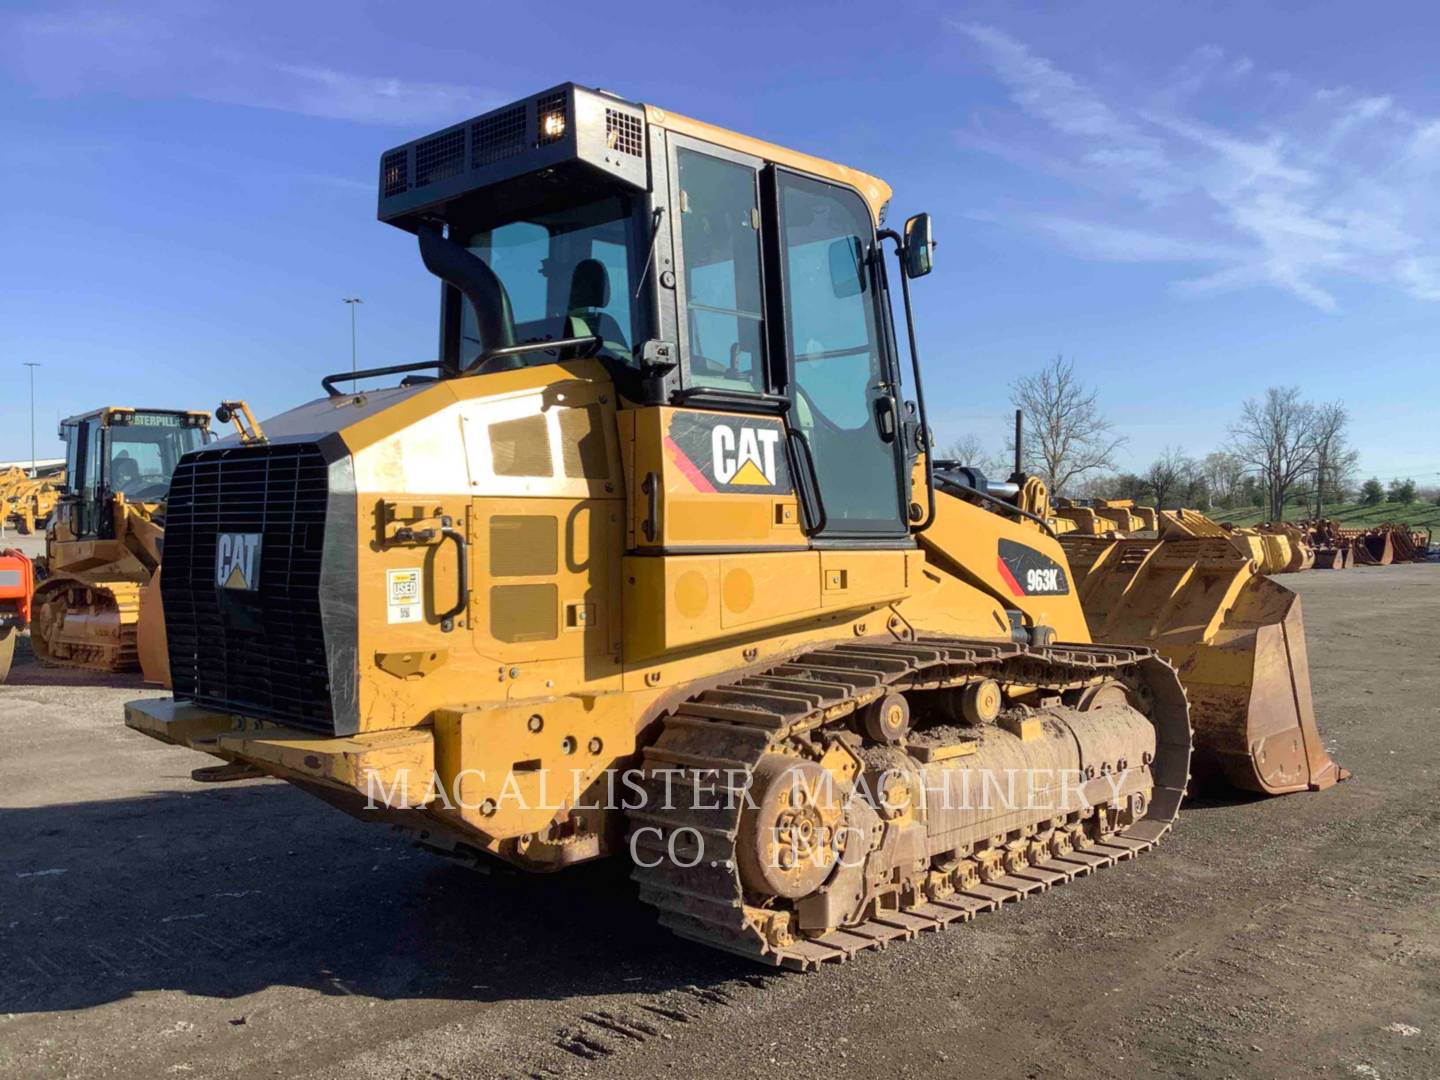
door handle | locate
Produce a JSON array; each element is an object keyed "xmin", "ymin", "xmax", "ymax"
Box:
[
  {"xmin": 875, "ymin": 395, "xmax": 898, "ymax": 442},
  {"xmin": 436, "ymin": 517, "xmax": 468, "ymax": 632},
  {"xmin": 785, "ymin": 429, "xmax": 827, "ymax": 536},
  {"xmin": 641, "ymin": 472, "xmax": 659, "ymax": 542}
]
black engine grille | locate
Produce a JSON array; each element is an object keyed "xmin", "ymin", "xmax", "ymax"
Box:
[{"xmin": 163, "ymin": 443, "xmax": 334, "ymax": 732}]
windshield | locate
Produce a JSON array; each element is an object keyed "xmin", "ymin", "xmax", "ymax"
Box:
[
  {"xmin": 107, "ymin": 415, "xmax": 205, "ymax": 502},
  {"xmin": 460, "ymin": 197, "xmax": 643, "ymax": 370}
]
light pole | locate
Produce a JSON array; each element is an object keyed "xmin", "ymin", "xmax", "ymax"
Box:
[
  {"xmin": 342, "ymin": 298, "xmax": 364, "ymax": 375},
  {"xmin": 23, "ymin": 362, "xmax": 40, "ymax": 476}
]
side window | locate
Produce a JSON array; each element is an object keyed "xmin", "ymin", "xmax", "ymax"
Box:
[
  {"xmin": 85, "ymin": 423, "xmax": 104, "ymax": 493},
  {"xmin": 676, "ymin": 149, "xmax": 766, "ymax": 393},
  {"xmin": 62, "ymin": 423, "xmax": 82, "ymax": 494}
]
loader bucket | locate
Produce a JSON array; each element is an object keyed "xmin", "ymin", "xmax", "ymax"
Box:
[
  {"xmin": 1363, "ymin": 531, "xmax": 1395, "ymax": 565},
  {"xmin": 1170, "ymin": 574, "xmax": 1347, "ymax": 794},
  {"xmin": 136, "ymin": 567, "xmax": 171, "ymax": 688},
  {"xmin": 1061, "ymin": 534, "xmax": 1349, "ymax": 796}
]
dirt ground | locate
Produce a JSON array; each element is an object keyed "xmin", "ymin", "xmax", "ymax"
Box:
[{"xmin": 2, "ymin": 560, "xmax": 1437, "ymax": 1079}]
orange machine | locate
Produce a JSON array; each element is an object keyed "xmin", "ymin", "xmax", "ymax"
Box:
[{"xmin": 0, "ymin": 547, "xmax": 34, "ymax": 682}]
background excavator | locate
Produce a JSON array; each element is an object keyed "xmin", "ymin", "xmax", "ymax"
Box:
[
  {"xmin": 125, "ymin": 83, "xmax": 1324, "ymax": 969},
  {"xmin": 31, "ymin": 406, "xmax": 212, "ymax": 682}
]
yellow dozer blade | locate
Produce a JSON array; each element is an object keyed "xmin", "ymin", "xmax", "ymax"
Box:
[{"xmin": 1061, "ymin": 532, "xmax": 1348, "ymax": 795}]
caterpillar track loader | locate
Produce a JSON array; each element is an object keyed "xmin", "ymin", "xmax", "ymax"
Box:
[
  {"xmin": 126, "ymin": 84, "xmax": 1192, "ymax": 968},
  {"xmin": 32, "ymin": 406, "xmax": 212, "ymax": 680}
]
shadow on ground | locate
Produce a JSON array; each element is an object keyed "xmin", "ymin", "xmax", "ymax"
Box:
[{"xmin": 0, "ymin": 783, "xmax": 755, "ymax": 1016}]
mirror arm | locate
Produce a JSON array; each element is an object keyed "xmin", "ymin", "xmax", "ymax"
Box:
[{"xmin": 879, "ymin": 229, "xmax": 935, "ymax": 533}]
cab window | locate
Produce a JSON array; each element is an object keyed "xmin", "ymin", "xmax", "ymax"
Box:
[
  {"xmin": 676, "ymin": 149, "xmax": 766, "ymax": 393},
  {"xmin": 460, "ymin": 196, "xmax": 640, "ymax": 369}
]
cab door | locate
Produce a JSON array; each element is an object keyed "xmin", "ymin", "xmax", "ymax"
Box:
[{"xmin": 772, "ymin": 169, "xmax": 909, "ymax": 539}]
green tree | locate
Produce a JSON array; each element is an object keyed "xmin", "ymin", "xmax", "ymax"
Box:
[
  {"xmin": 1360, "ymin": 478, "xmax": 1384, "ymax": 505},
  {"xmin": 1388, "ymin": 478, "xmax": 1417, "ymax": 504}
]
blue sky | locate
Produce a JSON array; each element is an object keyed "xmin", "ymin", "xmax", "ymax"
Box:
[{"xmin": 1, "ymin": 0, "xmax": 1437, "ymax": 485}]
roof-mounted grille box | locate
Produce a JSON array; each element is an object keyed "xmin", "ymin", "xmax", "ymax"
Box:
[{"xmin": 376, "ymin": 83, "xmax": 648, "ymax": 230}]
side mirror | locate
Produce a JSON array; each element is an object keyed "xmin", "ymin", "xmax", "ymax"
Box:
[
  {"xmin": 903, "ymin": 213, "xmax": 935, "ymax": 279},
  {"xmin": 827, "ymin": 236, "xmax": 865, "ymax": 298}
]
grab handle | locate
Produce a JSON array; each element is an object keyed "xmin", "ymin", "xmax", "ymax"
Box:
[{"xmin": 436, "ymin": 518, "xmax": 468, "ymax": 632}]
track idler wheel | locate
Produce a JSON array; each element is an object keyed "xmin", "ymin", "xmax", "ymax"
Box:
[
  {"xmin": 961, "ymin": 679, "xmax": 1002, "ymax": 723},
  {"xmin": 861, "ymin": 692, "xmax": 911, "ymax": 744},
  {"xmin": 735, "ymin": 756, "xmax": 846, "ymax": 900}
]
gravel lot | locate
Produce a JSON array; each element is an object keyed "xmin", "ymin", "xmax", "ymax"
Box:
[{"xmin": 2, "ymin": 558, "xmax": 1436, "ymax": 1079}]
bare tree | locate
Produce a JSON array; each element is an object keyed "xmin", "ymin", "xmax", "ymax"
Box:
[
  {"xmin": 1229, "ymin": 386, "xmax": 1319, "ymax": 520},
  {"xmin": 1201, "ymin": 450, "xmax": 1246, "ymax": 509},
  {"xmin": 1145, "ymin": 446, "xmax": 1191, "ymax": 509},
  {"xmin": 1183, "ymin": 468, "xmax": 1210, "ymax": 510},
  {"xmin": 1309, "ymin": 402, "xmax": 1356, "ymax": 515},
  {"xmin": 941, "ymin": 433, "xmax": 1006, "ymax": 477},
  {"xmin": 1010, "ymin": 356, "xmax": 1126, "ymax": 496}
]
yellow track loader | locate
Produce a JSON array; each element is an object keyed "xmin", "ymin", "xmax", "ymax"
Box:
[
  {"xmin": 32, "ymin": 406, "xmax": 212, "ymax": 680},
  {"xmin": 125, "ymin": 83, "xmax": 1200, "ymax": 968}
]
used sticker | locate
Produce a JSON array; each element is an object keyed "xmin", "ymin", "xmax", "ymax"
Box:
[{"xmin": 387, "ymin": 568, "xmax": 422, "ymax": 624}]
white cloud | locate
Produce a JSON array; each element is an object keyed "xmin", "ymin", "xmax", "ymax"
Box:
[
  {"xmin": 952, "ymin": 23, "xmax": 1440, "ymax": 311},
  {"xmin": 1012, "ymin": 215, "xmax": 1247, "ymax": 264},
  {"xmin": 3, "ymin": 6, "xmax": 493, "ymax": 126},
  {"xmin": 209, "ymin": 63, "xmax": 496, "ymax": 126}
]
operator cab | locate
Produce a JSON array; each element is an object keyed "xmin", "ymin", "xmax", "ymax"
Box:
[
  {"xmin": 58, "ymin": 408, "xmax": 211, "ymax": 537},
  {"xmin": 373, "ymin": 83, "xmax": 936, "ymax": 542}
]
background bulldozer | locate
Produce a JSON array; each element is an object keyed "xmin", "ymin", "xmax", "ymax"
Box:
[
  {"xmin": 1059, "ymin": 508, "xmax": 1346, "ymax": 795},
  {"xmin": 2, "ymin": 466, "xmax": 64, "ymax": 535},
  {"xmin": 32, "ymin": 406, "xmax": 212, "ymax": 681}
]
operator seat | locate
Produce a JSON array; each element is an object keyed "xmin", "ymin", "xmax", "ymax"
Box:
[
  {"xmin": 111, "ymin": 453, "xmax": 141, "ymax": 494},
  {"xmin": 564, "ymin": 259, "xmax": 630, "ymax": 361}
]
